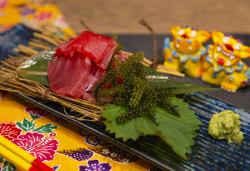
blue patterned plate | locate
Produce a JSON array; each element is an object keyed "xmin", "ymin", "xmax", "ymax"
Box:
[
  {"xmin": 182, "ymin": 93, "xmax": 249, "ymax": 170},
  {"xmin": 16, "ymin": 92, "xmax": 250, "ymax": 171}
]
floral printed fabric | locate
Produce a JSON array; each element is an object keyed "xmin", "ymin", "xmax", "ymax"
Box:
[
  {"xmin": 0, "ymin": 93, "xmax": 151, "ymax": 171},
  {"xmin": 0, "ymin": 0, "xmax": 75, "ymax": 36},
  {"xmin": 79, "ymin": 160, "xmax": 111, "ymax": 171},
  {"xmin": 0, "ymin": 1, "xmax": 152, "ymax": 170}
]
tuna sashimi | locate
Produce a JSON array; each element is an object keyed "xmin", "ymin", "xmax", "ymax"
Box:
[
  {"xmin": 48, "ymin": 54, "xmax": 90, "ymax": 98},
  {"xmin": 48, "ymin": 31, "xmax": 117, "ymax": 100},
  {"xmin": 55, "ymin": 31, "xmax": 117, "ymax": 69}
]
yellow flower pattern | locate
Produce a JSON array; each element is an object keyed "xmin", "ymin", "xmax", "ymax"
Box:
[
  {"xmin": 0, "ymin": 93, "xmax": 151, "ymax": 171},
  {"xmin": 0, "ymin": 0, "xmax": 75, "ymax": 36},
  {"xmin": 0, "ymin": 0, "xmax": 152, "ymax": 170}
]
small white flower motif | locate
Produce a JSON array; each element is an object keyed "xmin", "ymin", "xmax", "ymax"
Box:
[
  {"xmin": 190, "ymin": 31, "xmax": 197, "ymax": 37},
  {"xmin": 223, "ymin": 37, "xmax": 230, "ymax": 43},
  {"xmin": 234, "ymin": 43, "xmax": 241, "ymax": 50},
  {"xmin": 230, "ymin": 55, "xmax": 235, "ymax": 60},
  {"xmin": 178, "ymin": 29, "xmax": 185, "ymax": 35}
]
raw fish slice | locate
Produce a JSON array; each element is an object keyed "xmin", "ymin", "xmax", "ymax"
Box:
[
  {"xmin": 55, "ymin": 31, "xmax": 117, "ymax": 69},
  {"xmin": 48, "ymin": 53, "xmax": 91, "ymax": 98}
]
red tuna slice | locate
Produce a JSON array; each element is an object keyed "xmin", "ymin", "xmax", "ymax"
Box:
[
  {"xmin": 85, "ymin": 62, "xmax": 106, "ymax": 92},
  {"xmin": 49, "ymin": 31, "xmax": 117, "ymax": 100},
  {"xmin": 55, "ymin": 31, "xmax": 117, "ymax": 69},
  {"xmin": 48, "ymin": 53, "xmax": 92, "ymax": 98}
]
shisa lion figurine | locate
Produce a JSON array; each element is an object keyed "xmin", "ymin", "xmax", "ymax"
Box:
[
  {"xmin": 202, "ymin": 32, "xmax": 250, "ymax": 92},
  {"xmin": 163, "ymin": 26, "xmax": 210, "ymax": 78}
]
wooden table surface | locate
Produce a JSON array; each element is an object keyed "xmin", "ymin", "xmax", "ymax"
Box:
[{"xmin": 52, "ymin": 0, "xmax": 250, "ymax": 34}]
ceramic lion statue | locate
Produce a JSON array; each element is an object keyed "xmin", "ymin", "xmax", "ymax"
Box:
[
  {"xmin": 202, "ymin": 31, "xmax": 250, "ymax": 92},
  {"xmin": 163, "ymin": 26, "xmax": 210, "ymax": 78}
]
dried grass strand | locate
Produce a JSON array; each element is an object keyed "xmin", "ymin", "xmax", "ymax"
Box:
[
  {"xmin": 0, "ymin": 28, "xmax": 184, "ymax": 122},
  {"xmin": 0, "ymin": 62, "xmax": 101, "ymax": 121},
  {"xmin": 139, "ymin": 18, "xmax": 159, "ymax": 67},
  {"xmin": 34, "ymin": 32, "xmax": 59, "ymax": 46},
  {"xmin": 80, "ymin": 20, "xmax": 93, "ymax": 31}
]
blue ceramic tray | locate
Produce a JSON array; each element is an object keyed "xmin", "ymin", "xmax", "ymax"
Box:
[{"xmin": 16, "ymin": 92, "xmax": 250, "ymax": 171}]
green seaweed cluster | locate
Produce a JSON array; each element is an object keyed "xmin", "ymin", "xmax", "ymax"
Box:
[{"xmin": 95, "ymin": 52, "xmax": 178, "ymax": 125}]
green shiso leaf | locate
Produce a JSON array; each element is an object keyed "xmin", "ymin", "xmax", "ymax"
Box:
[
  {"xmin": 145, "ymin": 66, "xmax": 214, "ymax": 94},
  {"xmin": 17, "ymin": 50, "xmax": 54, "ymax": 86},
  {"xmin": 102, "ymin": 97, "xmax": 201, "ymax": 159},
  {"xmin": 102, "ymin": 104, "xmax": 142, "ymax": 140}
]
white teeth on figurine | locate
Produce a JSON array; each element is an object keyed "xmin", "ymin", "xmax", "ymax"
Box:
[
  {"xmin": 221, "ymin": 49, "xmax": 230, "ymax": 57},
  {"xmin": 230, "ymin": 55, "xmax": 235, "ymax": 60},
  {"xmin": 217, "ymin": 46, "xmax": 221, "ymax": 52},
  {"xmin": 178, "ymin": 29, "xmax": 185, "ymax": 35}
]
